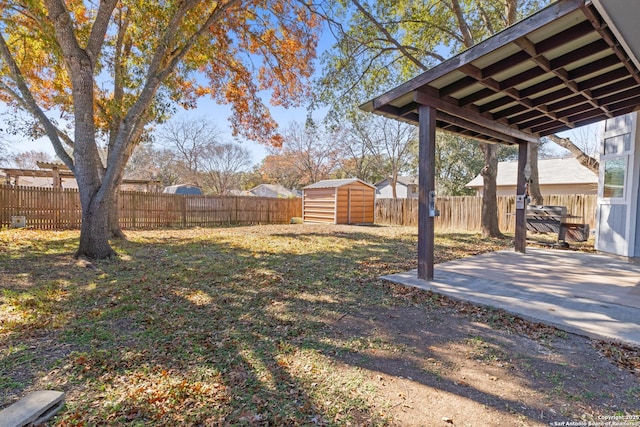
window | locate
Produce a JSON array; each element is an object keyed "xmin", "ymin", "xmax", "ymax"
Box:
[
  {"xmin": 605, "ymin": 113, "xmax": 633, "ymax": 132},
  {"xmin": 604, "ymin": 133, "xmax": 631, "ymax": 155},
  {"xmin": 603, "ymin": 157, "xmax": 627, "ymax": 198}
]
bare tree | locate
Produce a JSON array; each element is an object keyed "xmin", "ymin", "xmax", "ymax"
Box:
[
  {"xmin": 333, "ymin": 126, "xmax": 383, "ymax": 184},
  {"xmin": 263, "ymin": 119, "xmax": 340, "ymax": 187},
  {"xmin": 351, "ymin": 114, "xmax": 417, "ymax": 198},
  {"xmin": 0, "ymin": 135, "xmax": 9, "ymax": 166},
  {"xmin": 200, "ymin": 142, "xmax": 253, "ymax": 194},
  {"xmin": 9, "ymin": 150, "xmax": 54, "ymax": 169},
  {"xmin": 159, "ymin": 118, "xmax": 223, "ymax": 186},
  {"xmin": 125, "ymin": 142, "xmax": 181, "ymax": 186}
]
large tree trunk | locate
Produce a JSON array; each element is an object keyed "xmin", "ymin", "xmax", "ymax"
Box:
[
  {"xmin": 107, "ymin": 165, "xmax": 129, "ymax": 239},
  {"xmin": 108, "ymin": 188, "xmax": 126, "ymax": 239},
  {"xmin": 480, "ymin": 142, "xmax": 504, "ymax": 238},
  {"xmin": 76, "ymin": 187, "xmax": 117, "ymax": 259},
  {"xmin": 528, "ymin": 142, "xmax": 544, "ymax": 205}
]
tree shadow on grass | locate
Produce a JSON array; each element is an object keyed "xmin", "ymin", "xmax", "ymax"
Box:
[{"xmin": 1, "ymin": 226, "xmax": 637, "ymax": 425}]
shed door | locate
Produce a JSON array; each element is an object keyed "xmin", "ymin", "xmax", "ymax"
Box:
[{"xmin": 348, "ymin": 189, "xmax": 366, "ymax": 224}]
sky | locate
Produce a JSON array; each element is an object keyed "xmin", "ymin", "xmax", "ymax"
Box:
[
  {"xmin": 1, "ymin": 21, "xmax": 336, "ymax": 168},
  {"xmin": 1, "ymin": 10, "xmax": 593, "ymax": 169}
]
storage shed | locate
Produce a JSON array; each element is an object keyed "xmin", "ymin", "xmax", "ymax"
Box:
[{"xmin": 303, "ymin": 178, "xmax": 376, "ymax": 224}]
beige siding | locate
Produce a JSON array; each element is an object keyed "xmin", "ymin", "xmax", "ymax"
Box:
[
  {"xmin": 303, "ymin": 188, "xmax": 337, "ymax": 223},
  {"xmin": 304, "ymin": 181, "xmax": 375, "ymax": 225},
  {"xmin": 335, "ymin": 183, "xmax": 375, "ymax": 224}
]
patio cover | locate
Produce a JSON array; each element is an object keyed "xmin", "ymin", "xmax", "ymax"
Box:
[{"xmin": 361, "ymin": 0, "xmax": 640, "ymax": 279}]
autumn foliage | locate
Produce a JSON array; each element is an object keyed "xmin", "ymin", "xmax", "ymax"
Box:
[
  {"xmin": 0, "ymin": 0, "xmax": 320, "ymax": 258},
  {"xmin": 0, "ymin": 0, "xmax": 319, "ymax": 147}
]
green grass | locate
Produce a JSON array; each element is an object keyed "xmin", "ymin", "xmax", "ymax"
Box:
[{"xmin": 0, "ymin": 225, "xmax": 545, "ymax": 425}]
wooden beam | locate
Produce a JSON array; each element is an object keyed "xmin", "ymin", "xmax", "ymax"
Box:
[
  {"xmin": 414, "ymin": 89, "xmax": 540, "ymax": 143},
  {"xmin": 535, "ymin": 20, "xmax": 595, "ymax": 54},
  {"xmin": 418, "ymin": 104, "xmax": 436, "ymax": 280},
  {"xmin": 550, "ymin": 39, "xmax": 610, "ymax": 70},
  {"xmin": 515, "ymin": 141, "xmax": 528, "ymax": 254},
  {"xmin": 436, "ymin": 111, "xmax": 517, "ymax": 144}
]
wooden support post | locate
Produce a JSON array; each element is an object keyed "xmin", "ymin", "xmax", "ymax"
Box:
[
  {"xmin": 515, "ymin": 141, "xmax": 528, "ymax": 253},
  {"xmin": 418, "ymin": 104, "xmax": 436, "ymax": 280},
  {"xmin": 51, "ymin": 167, "xmax": 61, "ymax": 188}
]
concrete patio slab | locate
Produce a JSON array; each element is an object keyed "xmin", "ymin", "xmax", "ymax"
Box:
[{"xmin": 382, "ymin": 248, "xmax": 640, "ymax": 346}]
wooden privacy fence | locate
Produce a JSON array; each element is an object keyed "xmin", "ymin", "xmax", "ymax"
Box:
[
  {"xmin": 0, "ymin": 185, "xmax": 302, "ymax": 230},
  {"xmin": 375, "ymin": 194, "xmax": 598, "ymax": 232}
]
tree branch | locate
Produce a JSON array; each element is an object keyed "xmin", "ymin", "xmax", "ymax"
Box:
[
  {"xmin": 449, "ymin": 0, "xmax": 474, "ymax": 47},
  {"xmin": 86, "ymin": 0, "xmax": 118, "ymax": 67},
  {"xmin": 102, "ymin": 0, "xmax": 243, "ymax": 201},
  {"xmin": 478, "ymin": 5, "xmax": 496, "ymax": 34},
  {"xmin": 350, "ymin": 0, "xmax": 428, "ymax": 71},
  {"xmin": 0, "ymin": 32, "xmax": 74, "ymax": 169},
  {"xmin": 547, "ymin": 134, "xmax": 599, "ymax": 174},
  {"xmin": 43, "ymin": 0, "xmax": 90, "ymax": 69}
]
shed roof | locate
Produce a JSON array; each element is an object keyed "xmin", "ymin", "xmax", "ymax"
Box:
[
  {"xmin": 304, "ymin": 178, "xmax": 376, "ymax": 190},
  {"xmin": 466, "ymin": 157, "xmax": 598, "ymax": 188},
  {"xmin": 361, "ymin": 0, "xmax": 640, "ymax": 144}
]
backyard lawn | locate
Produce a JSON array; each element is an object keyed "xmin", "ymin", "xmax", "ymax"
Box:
[{"xmin": 1, "ymin": 224, "xmax": 638, "ymax": 426}]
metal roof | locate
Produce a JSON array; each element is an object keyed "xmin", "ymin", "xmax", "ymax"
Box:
[
  {"xmin": 303, "ymin": 178, "xmax": 376, "ymax": 190},
  {"xmin": 466, "ymin": 157, "xmax": 598, "ymax": 188},
  {"xmin": 361, "ymin": 0, "xmax": 640, "ymax": 145}
]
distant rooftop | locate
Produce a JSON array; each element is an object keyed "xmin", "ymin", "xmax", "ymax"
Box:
[
  {"xmin": 304, "ymin": 178, "xmax": 375, "ymax": 190},
  {"xmin": 466, "ymin": 157, "xmax": 598, "ymax": 188}
]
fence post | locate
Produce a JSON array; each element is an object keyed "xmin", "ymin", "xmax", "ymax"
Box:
[{"xmin": 182, "ymin": 197, "xmax": 187, "ymax": 228}]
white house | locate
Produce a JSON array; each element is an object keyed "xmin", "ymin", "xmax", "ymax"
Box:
[
  {"xmin": 375, "ymin": 176, "xmax": 419, "ymax": 199},
  {"xmin": 249, "ymin": 184, "xmax": 300, "ymax": 198},
  {"xmin": 595, "ymin": 112, "xmax": 640, "ymax": 259},
  {"xmin": 466, "ymin": 157, "xmax": 598, "ymax": 196}
]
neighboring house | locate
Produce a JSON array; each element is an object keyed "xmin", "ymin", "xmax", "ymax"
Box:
[
  {"xmin": 249, "ymin": 184, "xmax": 300, "ymax": 198},
  {"xmin": 375, "ymin": 176, "xmax": 419, "ymax": 199},
  {"xmin": 163, "ymin": 184, "xmax": 202, "ymax": 195},
  {"xmin": 466, "ymin": 157, "xmax": 598, "ymax": 196},
  {"xmin": 225, "ymin": 189, "xmax": 255, "ymax": 197}
]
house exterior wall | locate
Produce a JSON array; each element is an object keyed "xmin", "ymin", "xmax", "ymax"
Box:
[
  {"xmin": 376, "ymin": 182, "xmax": 419, "ymax": 199},
  {"xmin": 335, "ymin": 182, "xmax": 375, "ymax": 224},
  {"xmin": 595, "ymin": 112, "xmax": 640, "ymax": 258},
  {"xmin": 377, "ymin": 183, "xmax": 408, "ymax": 199},
  {"xmin": 303, "ymin": 188, "xmax": 337, "ymax": 223},
  {"xmin": 472, "ymin": 183, "xmax": 598, "ymax": 197}
]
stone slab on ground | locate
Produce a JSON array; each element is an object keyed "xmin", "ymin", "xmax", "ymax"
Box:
[{"xmin": 0, "ymin": 391, "xmax": 65, "ymax": 427}]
